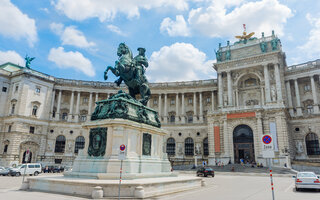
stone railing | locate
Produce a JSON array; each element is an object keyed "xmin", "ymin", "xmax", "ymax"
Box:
[
  {"xmin": 149, "ymin": 79, "xmax": 217, "ymax": 88},
  {"xmin": 287, "ymin": 59, "xmax": 320, "ymax": 72}
]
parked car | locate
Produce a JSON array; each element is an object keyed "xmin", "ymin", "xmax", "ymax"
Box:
[
  {"xmin": 0, "ymin": 166, "xmax": 10, "ymax": 176},
  {"xmin": 294, "ymin": 172, "xmax": 320, "ymax": 191},
  {"xmin": 196, "ymin": 167, "xmax": 215, "ymax": 177},
  {"xmin": 9, "ymin": 163, "xmax": 42, "ymax": 176}
]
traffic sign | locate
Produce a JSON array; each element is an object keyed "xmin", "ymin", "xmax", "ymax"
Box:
[
  {"xmin": 120, "ymin": 144, "xmax": 126, "ymax": 151},
  {"xmin": 262, "ymin": 135, "xmax": 272, "ymax": 145},
  {"xmin": 261, "ymin": 135, "xmax": 274, "ymax": 158},
  {"xmin": 118, "ymin": 144, "xmax": 126, "ymax": 160}
]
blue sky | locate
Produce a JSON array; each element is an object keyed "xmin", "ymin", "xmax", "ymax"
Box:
[{"xmin": 0, "ymin": 0, "xmax": 320, "ymax": 82}]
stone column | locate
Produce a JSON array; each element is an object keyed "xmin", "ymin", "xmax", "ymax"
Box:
[
  {"xmin": 208, "ymin": 122, "xmax": 215, "ymax": 165},
  {"xmin": 75, "ymin": 91, "xmax": 81, "ymax": 122},
  {"xmin": 175, "ymin": 93, "xmax": 179, "ymax": 118},
  {"xmin": 294, "ymin": 79, "xmax": 302, "ymax": 116},
  {"xmin": 211, "ymin": 91, "xmax": 215, "ymax": 112},
  {"xmin": 164, "ymin": 93, "xmax": 168, "ymax": 123},
  {"xmin": 193, "ymin": 92, "xmax": 197, "ymax": 122},
  {"xmin": 95, "ymin": 93, "xmax": 99, "ymax": 108},
  {"xmin": 158, "ymin": 94, "xmax": 162, "ymax": 118},
  {"xmin": 50, "ymin": 89, "xmax": 55, "ymax": 120},
  {"xmin": 227, "ymin": 71, "xmax": 233, "ymax": 106},
  {"xmin": 181, "ymin": 93, "xmax": 185, "ymax": 123},
  {"xmin": 68, "ymin": 91, "xmax": 74, "ymax": 122},
  {"xmin": 274, "ymin": 63, "xmax": 283, "ymax": 103},
  {"xmin": 199, "ymin": 92, "xmax": 203, "ymax": 122},
  {"xmin": 235, "ymin": 89, "xmax": 239, "ymax": 107},
  {"xmin": 223, "ymin": 118, "xmax": 229, "ymax": 157},
  {"xmin": 285, "ymin": 81, "xmax": 294, "ymax": 116},
  {"xmin": 88, "ymin": 92, "xmax": 93, "ymax": 119},
  {"xmin": 261, "ymin": 87, "xmax": 265, "ymax": 105},
  {"xmin": 256, "ymin": 114, "xmax": 263, "ymax": 158},
  {"xmin": 56, "ymin": 90, "xmax": 62, "ymax": 120},
  {"xmin": 310, "ymin": 75, "xmax": 319, "ymax": 114},
  {"xmin": 264, "ymin": 65, "xmax": 271, "ymax": 103},
  {"xmin": 218, "ymin": 73, "xmax": 223, "ymax": 107}
]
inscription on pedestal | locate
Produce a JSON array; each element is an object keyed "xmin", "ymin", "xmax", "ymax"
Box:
[
  {"xmin": 88, "ymin": 128, "xmax": 107, "ymax": 157},
  {"xmin": 142, "ymin": 133, "xmax": 151, "ymax": 156}
]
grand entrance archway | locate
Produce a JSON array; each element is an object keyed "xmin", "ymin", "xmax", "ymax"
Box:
[{"xmin": 233, "ymin": 125, "xmax": 255, "ymax": 163}]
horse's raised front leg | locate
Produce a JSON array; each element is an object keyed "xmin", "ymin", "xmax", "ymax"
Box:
[{"xmin": 104, "ymin": 66, "xmax": 119, "ymax": 80}]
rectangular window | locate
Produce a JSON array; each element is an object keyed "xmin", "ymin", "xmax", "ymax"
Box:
[
  {"xmin": 11, "ymin": 104, "xmax": 15, "ymax": 114},
  {"xmin": 170, "ymin": 99, "xmax": 175, "ymax": 105},
  {"xmin": 188, "ymin": 98, "xmax": 193, "ymax": 104},
  {"xmin": 81, "ymin": 115, "xmax": 87, "ymax": 121},
  {"xmin": 83, "ymin": 97, "xmax": 88, "ymax": 103},
  {"xmin": 55, "ymin": 159, "xmax": 62, "ymax": 164},
  {"xmin": 15, "ymin": 85, "xmax": 19, "ymax": 92},
  {"xmin": 206, "ymin": 97, "xmax": 211, "ymax": 103},
  {"xmin": 153, "ymin": 99, "xmax": 158, "ymax": 105},
  {"xmin": 36, "ymin": 87, "xmax": 40, "ymax": 93},
  {"xmin": 29, "ymin": 126, "xmax": 35, "ymax": 134},
  {"xmin": 304, "ymin": 85, "xmax": 311, "ymax": 91},
  {"xmin": 2, "ymin": 87, "xmax": 7, "ymax": 92},
  {"xmin": 8, "ymin": 125, "xmax": 12, "ymax": 132}
]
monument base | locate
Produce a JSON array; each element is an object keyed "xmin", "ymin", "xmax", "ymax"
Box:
[{"xmin": 27, "ymin": 175, "xmax": 203, "ymax": 199}]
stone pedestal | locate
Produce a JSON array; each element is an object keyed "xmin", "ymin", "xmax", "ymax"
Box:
[{"xmin": 65, "ymin": 118, "xmax": 173, "ymax": 179}]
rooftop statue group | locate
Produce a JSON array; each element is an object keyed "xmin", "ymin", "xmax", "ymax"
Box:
[{"xmin": 104, "ymin": 43, "xmax": 151, "ymax": 106}]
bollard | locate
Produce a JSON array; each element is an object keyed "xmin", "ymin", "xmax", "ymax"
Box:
[
  {"xmin": 92, "ymin": 186, "xmax": 103, "ymax": 199},
  {"xmin": 135, "ymin": 186, "xmax": 145, "ymax": 198}
]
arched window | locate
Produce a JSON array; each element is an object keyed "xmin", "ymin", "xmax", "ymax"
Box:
[
  {"xmin": 166, "ymin": 138, "xmax": 175, "ymax": 155},
  {"xmin": 32, "ymin": 105, "xmax": 38, "ymax": 116},
  {"xmin": 74, "ymin": 136, "xmax": 85, "ymax": 153},
  {"xmin": 203, "ymin": 137, "xmax": 209, "ymax": 156},
  {"xmin": 185, "ymin": 137, "xmax": 194, "ymax": 156},
  {"xmin": 306, "ymin": 133, "xmax": 320, "ymax": 155},
  {"xmin": 55, "ymin": 135, "xmax": 66, "ymax": 153}
]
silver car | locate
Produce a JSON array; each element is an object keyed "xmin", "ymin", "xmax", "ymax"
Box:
[
  {"xmin": 0, "ymin": 166, "xmax": 9, "ymax": 176},
  {"xmin": 294, "ymin": 172, "xmax": 320, "ymax": 191}
]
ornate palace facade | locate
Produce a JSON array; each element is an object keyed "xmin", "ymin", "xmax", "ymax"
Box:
[{"xmin": 0, "ymin": 31, "xmax": 320, "ymax": 167}]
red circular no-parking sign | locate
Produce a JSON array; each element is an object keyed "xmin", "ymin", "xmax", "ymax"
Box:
[
  {"xmin": 262, "ymin": 135, "xmax": 272, "ymax": 145},
  {"xmin": 120, "ymin": 144, "xmax": 126, "ymax": 151}
]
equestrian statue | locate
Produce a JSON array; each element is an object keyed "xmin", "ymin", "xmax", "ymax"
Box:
[{"xmin": 104, "ymin": 43, "xmax": 151, "ymax": 106}]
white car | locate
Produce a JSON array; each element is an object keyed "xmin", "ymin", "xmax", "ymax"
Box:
[
  {"xmin": 294, "ymin": 172, "xmax": 320, "ymax": 191},
  {"xmin": 9, "ymin": 163, "xmax": 42, "ymax": 176}
]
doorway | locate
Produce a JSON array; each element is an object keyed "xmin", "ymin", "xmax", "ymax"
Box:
[{"xmin": 233, "ymin": 125, "xmax": 255, "ymax": 164}]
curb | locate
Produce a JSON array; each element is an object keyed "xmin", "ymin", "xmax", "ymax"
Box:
[{"xmin": 176, "ymin": 170, "xmax": 295, "ymax": 177}]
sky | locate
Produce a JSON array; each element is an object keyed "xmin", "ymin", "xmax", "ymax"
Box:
[{"xmin": 0, "ymin": 0, "xmax": 320, "ymax": 83}]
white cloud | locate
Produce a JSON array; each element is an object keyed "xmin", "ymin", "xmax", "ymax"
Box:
[
  {"xmin": 161, "ymin": 0, "xmax": 292, "ymax": 38},
  {"xmin": 0, "ymin": 0, "xmax": 37, "ymax": 46},
  {"xmin": 48, "ymin": 47, "xmax": 95, "ymax": 77},
  {"xmin": 298, "ymin": 14, "xmax": 320, "ymax": 59},
  {"xmin": 50, "ymin": 22, "xmax": 64, "ymax": 35},
  {"xmin": 147, "ymin": 43, "xmax": 215, "ymax": 82},
  {"xmin": 50, "ymin": 23, "xmax": 95, "ymax": 48},
  {"xmin": 53, "ymin": 0, "xmax": 190, "ymax": 21},
  {"xmin": 0, "ymin": 50, "xmax": 24, "ymax": 66},
  {"xmin": 107, "ymin": 25, "xmax": 126, "ymax": 36},
  {"xmin": 160, "ymin": 15, "xmax": 190, "ymax": 37}
]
